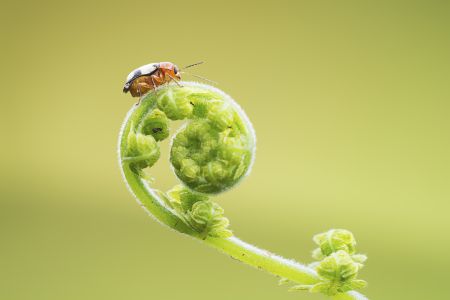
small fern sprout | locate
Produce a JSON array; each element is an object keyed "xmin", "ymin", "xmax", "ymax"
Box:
[
  {"xmin": 289, "ymin": 229, "xmax": 368, "ymax": 296},
  {"xmin": 118, "ymin": 82, "xmax": 368, "ymax": 299},
  {"xmin": 312, "ymin": 229, "xmax": 367, "ymax": 265}
]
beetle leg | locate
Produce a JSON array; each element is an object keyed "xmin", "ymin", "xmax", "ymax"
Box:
[
  {"xmin": 134, "ymin": 86, "xmax": 142, "ymax": 106},
  {"xmin": 135, "ymin": 82, "xmax": 151, "ymax": 105},
  {"xmin": 168, "ymin": 74, "xmax": 183, "ymax": 88},
  {"xmin": 136, "ymin": 85, "xmax": 145, "ymax": 106},
  {"xmin": 151, "ymin": 76, "xmax": 159, "ymax": 96},
  {"xmin": 135, "ymin": 97, "xmax": 142, "ymax": 106},
  {"xmin": 134, "ymin": 85, "xmax": 142, "ymax": 105}
]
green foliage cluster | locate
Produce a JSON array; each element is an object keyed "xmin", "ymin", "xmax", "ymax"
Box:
[
  {"xmin": 121, "ymin": 84, "xmax": 254, "ymax": 238},
  {"xmin": 284, "ymin": 229, "xmax": 367, "ymax": 296},
  {"xmin": 119, "ymin": 83, "xmax": 367, "ymax": 299},
  {"xmin": 166, "ymin": 185, "xmax": 232, "ymax": 238}
]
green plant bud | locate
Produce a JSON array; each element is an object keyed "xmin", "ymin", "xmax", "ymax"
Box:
[
  {"xmin": 217, "ymin": 134, "xmax": 246, "ymax": 162},
  {"xmin": 190, "ymin": 97, "xmax": 209, "ymax": 118},
  {"xmin": 179, "ymin": 159, "xmax": 200, "ymax": 182},
  {"xmin": 171, "ymin": 119, "xmax": 253, "ymax": 194},
  {"xmin": 140, "ymin": 109, "xmax": 169, "ymax": 141},
  {"xmin": 167, "ymin": 184, "xmax": 209, "ymax": 213},
  {"xmin": 186, "ymin": 200, "xmax": 232, "ymax": 238},
  {"xmin": 203, "ymin": 161, "xmax": 228, "ymax": 184},
  {"xmin": 188, "ymin": 200, "xmax": 217, "ymax": 226},
  {"xmin": 170, "ymin": 145, "xmax": 189, "ymax": 169},
  {"xmin": 148, "ymin": 84, "xmax": 255, "ymax": 195},
  {"xmin": 206, "ymin": 100, "xmax": 235, "ymax": 130},
  {"xmin": 312, "ymin": 229, "xmax": 356, "ymax": 259},
  {"xmin": 309, "ymin": 250, "xmax": 366, "ymax": 296},
  {"xmin": 124, "ymin": 129, "xmax": 160, "ymax": 171},
  {"xmin": 317, "ymin": 250, "xmax": 358, "ymax": 281},
  {"xmin": 156, "ymin": 87, "xmax": 193, "ymax": 120}
]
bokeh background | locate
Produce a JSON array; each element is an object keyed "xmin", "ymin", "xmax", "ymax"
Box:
[{"xmin": 1, "ymin": 1, "xmax": 449, "ymax": 299}]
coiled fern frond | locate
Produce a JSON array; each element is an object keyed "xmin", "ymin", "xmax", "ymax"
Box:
[{"xmin": 118, "ymin": 82, "xmax": 368, "ymax": 299}]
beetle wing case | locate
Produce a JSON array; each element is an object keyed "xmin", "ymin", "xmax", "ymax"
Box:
[{"xmin": 123, "ymin": 63, "xmax": 159, "ymax": 92}]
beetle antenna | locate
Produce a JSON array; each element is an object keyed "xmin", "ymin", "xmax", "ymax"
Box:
[
  {"xmin": 182, "ymin": 61, "xmax": 204, "ymax": 70},
  {"xmin": 181, "ymin": 71, "xmax": 218, "ymax": 85}
]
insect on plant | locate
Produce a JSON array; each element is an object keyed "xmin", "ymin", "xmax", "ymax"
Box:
[
  {"xmin": 123, "ymin": 61, "xmax": 213, "ymax": 103},
  {"xmin": 119, "ymin": 68, "xmax": 368, "ymax": 299}
]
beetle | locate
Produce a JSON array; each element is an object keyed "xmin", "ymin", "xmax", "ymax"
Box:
[
  {"xmin": 123, "ymin": 62, "xmax": 182, "ymax": 98},
  {"xmin": 123, "ymin": 61, "xmax": 209, "ymax": 99}
]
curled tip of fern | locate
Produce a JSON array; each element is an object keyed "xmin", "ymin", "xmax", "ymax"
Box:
[{"xmin": 122, "ymin": 83, "xmax": 256, "ymax": 195}]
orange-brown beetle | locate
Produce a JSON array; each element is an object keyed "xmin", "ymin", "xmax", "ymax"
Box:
[{"xmin": 123, "ymin": 62, "xmax": 183, "ymax": 97}]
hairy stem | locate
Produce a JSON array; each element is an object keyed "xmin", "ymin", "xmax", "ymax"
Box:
[
  {"xmin": 120, "ymin": 158, "xmax": 367, "ymax": 299},
  {"xmin": 204, "ymin": 236, "xmax": 318, "ymax": 284},
  {"xmin": 121, "ymin": 162, "xmax": 196, "ymax": 235}
]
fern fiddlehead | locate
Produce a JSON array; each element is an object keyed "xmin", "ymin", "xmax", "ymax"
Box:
[{"xmin": 118, "ymin": 82, "xmax": 368, "ymax": 299}]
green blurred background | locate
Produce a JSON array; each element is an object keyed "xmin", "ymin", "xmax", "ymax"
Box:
[{"xmin": 1, "ymin": 1, "xmax": 449, "ymax": 299}]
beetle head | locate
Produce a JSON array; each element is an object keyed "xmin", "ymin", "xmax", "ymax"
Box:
[
  {"xmin": 173, "ymin": 65, "xmax": 182, "ymax": 80},
  {"xmin": 160, "ymin": 62, "xmax": 181, "ymax": 81}
]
